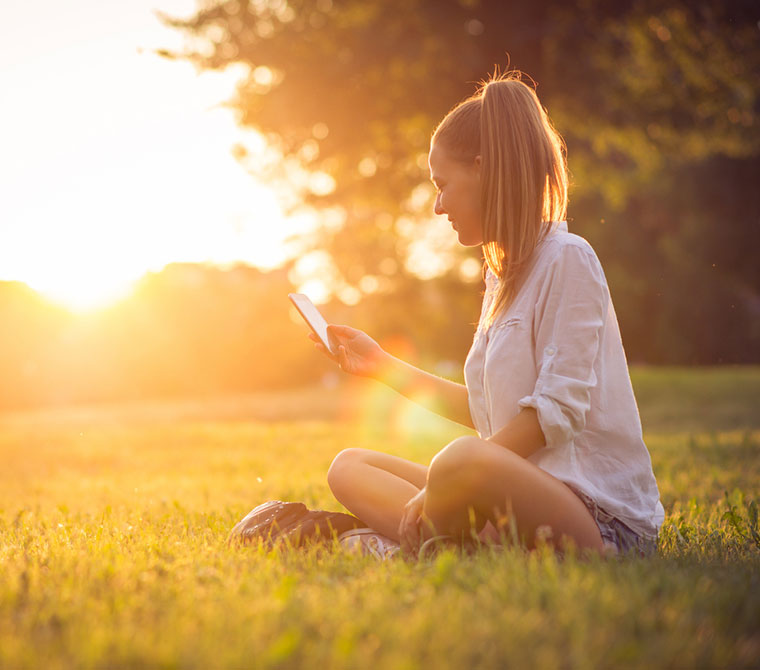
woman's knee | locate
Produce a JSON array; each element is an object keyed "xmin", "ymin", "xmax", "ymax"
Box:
[
  {"xmin": 327, "ymin": 448, "xmax": 368, "ymax": 495},
  {"xmin": 427, "ymin": 436, "xmax": 493, "ymax": 492}
]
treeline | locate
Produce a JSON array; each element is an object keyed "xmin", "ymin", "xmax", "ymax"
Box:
[
  {"xmin": 2, "ymin": 241, "xmax": 758, "ymax": 411},
  {"xmin": 0, "ymin": 263, "xmax": 482, "ymax": 410},
  {"xmin": 156, "ymin": 0, "xmax": 760, "ymax": 372}
]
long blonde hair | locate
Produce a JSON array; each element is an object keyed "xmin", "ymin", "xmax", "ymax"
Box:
[{"xmin": 432, "ymin": 71, "xmax": 569, "ymax": 325}]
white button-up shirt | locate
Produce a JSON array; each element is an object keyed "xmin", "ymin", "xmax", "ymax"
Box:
[{"xmin": 464, "ymin": 221, "xmax": 664, "ymax": 538}]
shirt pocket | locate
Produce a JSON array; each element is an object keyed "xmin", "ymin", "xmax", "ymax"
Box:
[
  {"xmin": 484, "ymin": 312, "xmax": 530, "ymax": 365},
  {"xmin": 491, "ymin": 313, "xmax": 527, "ymax": 336},
  {"xmin": 495, "ymin": 315, "xmax": 525, "ymax": 331}
]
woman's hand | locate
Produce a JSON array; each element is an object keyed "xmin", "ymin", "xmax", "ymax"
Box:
[
  {"xmin": 309, "ymin": 324, "xmax": 389, "ymax": 379},
  {"xmin": 399, "ymin": 486, "xmax": 427, "ymax": 554}
]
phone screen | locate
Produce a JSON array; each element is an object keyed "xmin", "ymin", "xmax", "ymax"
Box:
[{"xmin": 288, "ymin": 293, "xmax": 335, "ymax": 354}]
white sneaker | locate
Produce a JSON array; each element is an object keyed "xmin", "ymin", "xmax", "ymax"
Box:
[{"xmin": 338, "ymin": 528, "xmax": 401, "ymax": 560}]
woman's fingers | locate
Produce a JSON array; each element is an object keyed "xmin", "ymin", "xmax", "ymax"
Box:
[
  {"xmin": 399, "ymin": 510, "xmax": 413, "ymax": 553},
  {"xmin": 306, "ymin": 330, "xmax": 356, "ymax": 372},
  {"xmin": 406, "ymin": 518, "xmax": 420, "ymax": 552},
  {"xmin": 399, "ymin": 504, "xmax": 410, "ymax": 549},
  {"xmin": 401, "ymin": 516, "xmax": 420, "ymax": 554},
  {"xmin": 399, "ymin": 495, "xmax": 424, "ymax": 553},
  {"xmin": 327, "ymin": 324, "xmax": 355, "ymax": 337},
  {"xmin": 338, "ymin": 345, "xmax": 349, "ymax": 370},
  {"xmin": 309, "ymin": 335, "xmax": 338, "ymax": 362}
]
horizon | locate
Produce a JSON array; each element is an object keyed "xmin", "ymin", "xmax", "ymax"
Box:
[
  {"xmin": 0, "ymin": 0, "xmax": 313, "ymax": 312},
  {"xmin": 0, "ymin": 257, "xmax": 298, "ymax": 314}
]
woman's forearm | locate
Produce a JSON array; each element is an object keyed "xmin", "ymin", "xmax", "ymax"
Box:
[
  {"xmin": 487, "ymin": 407, "xmax": 546, "ymax": 458},
  {"xmin": 373, "ymin": 354, "xmax": 474, "ymax": 428}
]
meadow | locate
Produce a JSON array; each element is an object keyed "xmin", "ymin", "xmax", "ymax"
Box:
[{"xmin": 1, "ymin": 366, "xmax": 758, "ymax": 669}]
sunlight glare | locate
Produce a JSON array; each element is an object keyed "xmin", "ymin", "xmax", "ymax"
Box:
[
  {"xmin": 296, "ymin": 279, "xmax": 331, "ymax": 305},
  {"xmin": 26, "ymin": 269, "xmax": 141, "ymax": 313},
  {"xmin": 0, "ymin": 0, "xmax": 311, "ymax": 311}
]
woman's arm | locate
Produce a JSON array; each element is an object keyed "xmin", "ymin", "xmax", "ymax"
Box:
[
  {"xmin": 310, "ymin": 324, "xmax": 474, "ymax": 428},
  {"xmin": 374, "ymin": 354, "xmax": 474, "ymax": 429},
  {"xmin": 486, "ymin": 407, "xmax": 546, "ymax": 458}
]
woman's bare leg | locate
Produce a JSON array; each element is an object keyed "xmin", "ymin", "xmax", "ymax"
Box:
[
  {"xmin": 423, "ymin": 437, "xmax": 604, "ymax": 552},
  {"xmin": 328, "ymin": 448, "xmax": 427, "ymax": 540}
]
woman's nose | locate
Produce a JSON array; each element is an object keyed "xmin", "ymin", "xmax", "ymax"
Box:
[{"xmin": 434, "ymin": 193, "xmax": 445, "ymax": 216}]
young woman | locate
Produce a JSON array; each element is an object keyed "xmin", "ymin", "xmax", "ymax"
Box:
[{"xmin": 310, "ymin": 72, "xmax": 664, "ymax": 556}]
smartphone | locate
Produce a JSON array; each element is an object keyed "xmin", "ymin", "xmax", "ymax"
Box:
[{"xmin": 288, "ymin": 293, "xmax": 337, "ymax": 354}]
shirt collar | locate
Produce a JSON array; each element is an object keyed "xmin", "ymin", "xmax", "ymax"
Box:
[{"xmin": 483, "ymin": 221, "xmax": 567, "ymax": 287}]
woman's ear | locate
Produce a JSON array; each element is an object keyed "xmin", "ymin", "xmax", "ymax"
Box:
[{"xmin": 474, "ymin": 154, "xmax": 482, "ymax": 175}]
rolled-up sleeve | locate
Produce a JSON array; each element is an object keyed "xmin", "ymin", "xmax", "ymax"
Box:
[{"xmin": 518, "ymin": 243, "xmax": 609, "ymax": 448}]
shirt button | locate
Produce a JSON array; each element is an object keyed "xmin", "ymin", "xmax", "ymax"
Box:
[{"xmin": 546, "ymin": 346, "xmax": 557, "ymax": 356}]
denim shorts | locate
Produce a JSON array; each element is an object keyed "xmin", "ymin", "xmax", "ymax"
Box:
[{"xmin": 569, "ymin": 486, "xmax": 658, "ymax": 557}]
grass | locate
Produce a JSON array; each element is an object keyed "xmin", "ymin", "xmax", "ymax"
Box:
[{"xmin": 0, "ymin": 367, "xmax": 759, "ymax": 669}]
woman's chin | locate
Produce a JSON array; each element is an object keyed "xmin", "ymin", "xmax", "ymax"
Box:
[{"xmin": 457, "ymin": 233, "xmax": 483, "ymax": 247}]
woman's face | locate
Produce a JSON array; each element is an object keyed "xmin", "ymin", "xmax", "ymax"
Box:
[{"xmin": 428, "ymin": 142, "xmax": 483, "ymax": 247}]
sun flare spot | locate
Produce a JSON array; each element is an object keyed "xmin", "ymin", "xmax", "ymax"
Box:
[{"xmin": 23, "ymin": 267, "xmax": 141, "ymax": 313}]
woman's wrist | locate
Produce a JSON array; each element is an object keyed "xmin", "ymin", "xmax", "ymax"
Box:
[{"xmin": 373, "ymin": 352, "xmax": 407, "ymax": 389}]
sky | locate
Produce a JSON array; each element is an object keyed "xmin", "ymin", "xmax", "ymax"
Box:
[{"xmin": 0, "ymin": 0, "xmax": 311, "ymax": 310}]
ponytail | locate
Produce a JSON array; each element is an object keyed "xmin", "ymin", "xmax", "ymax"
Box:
[{"xmin": 433, "ymin": 72, "xmax": 569, "ymax": 325}]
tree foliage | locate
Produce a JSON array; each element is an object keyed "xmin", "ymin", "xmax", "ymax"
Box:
[{"xmin": 161, "ymin": 0, "xmax": 760, "ymax": 364}]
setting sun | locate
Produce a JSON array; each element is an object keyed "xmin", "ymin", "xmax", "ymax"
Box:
[{"xmin": 0, "ymin": 0, "xmax": 310, "ymax": 312}]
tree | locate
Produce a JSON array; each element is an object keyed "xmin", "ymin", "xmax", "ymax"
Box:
[{"xmin": 161, "ymin": 0, "xmax": 760, "ymax": 363}]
